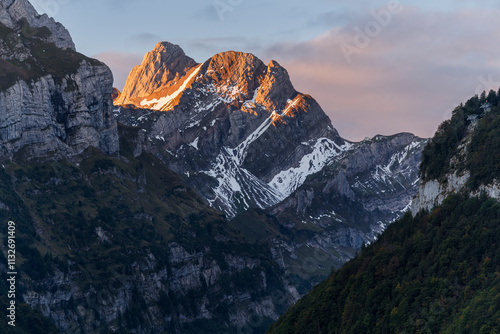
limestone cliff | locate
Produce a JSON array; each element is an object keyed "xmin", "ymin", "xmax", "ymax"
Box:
[
  {"xmin": 411, "ymin": 96, "xmax": 500, "ymax": 214},
  {"xmin": 0, "ymin": 0, "xmax": 118, "ymax": 160}
]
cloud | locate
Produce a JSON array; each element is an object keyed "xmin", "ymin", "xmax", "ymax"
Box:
[
  {"xmin": 263, "ymin": 6, "xmax": 500, "ymax": 141},
  {"xmin": 307, "ymin": 11, "xmax": 354, "ymax": 28},
  {"xmin": 93, "ymin": 51, "xmax": 144, "ymax": 90},
  {"xmin": 127, "ymin": 33, "xmax": 163, "ymax": 47},
  {"xmin": 187, "ymin": 37, "xmax": 266, "ymax": 61}
]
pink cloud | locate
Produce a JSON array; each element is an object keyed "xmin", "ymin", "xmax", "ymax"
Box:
[{"xmin": 264, "ymin": 6, "xmax": 500, "ymax": 141}]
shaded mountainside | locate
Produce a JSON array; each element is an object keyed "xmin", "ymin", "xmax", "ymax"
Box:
[
  {"xmin": 268, "ymin": 91, "xmax": 500, "ymax": 334},
  {"xmin": 230, "ymin": 133, "xmax": 426, "ymax": 291},
  {"xmin": 267, "ymin": 194, "xmax": 500, "ymax": 334},
  {"xmin": 0, "ymin": 125, "xmax": 298, "ymax": 334}
]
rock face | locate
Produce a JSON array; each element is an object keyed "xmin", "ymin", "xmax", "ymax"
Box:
[
  {"xmin": 0, "ymin": 0, "xmax": 75, "ymax": 50},
  {"xmin": 115, "ymin": 42, "xmax": 198, "ymax": 106},
  {"xmin": 273, "ymin": 134, "xmax": 426, "ymax": 223},
  {"xmin": 411, "ymin": 106, "xmax": 500, "ymax": 214},
  {"xmin": 260, "ymin": 133, "xmax": 427, "ymax": 282},
  {"xmin": 0, "ymin": 0, "xmax": 118, "ymax": 160}
]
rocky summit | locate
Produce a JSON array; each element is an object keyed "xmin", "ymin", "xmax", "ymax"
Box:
[
  {"xmin": 115, "ymin": 42, "xmax": 197, "ymax": 107},
  {"xmin": 0, "ymin": 0, "xmax": 118, "ymax": 160},
  {"xmin": 115, "ymin": 44, "xmax": 347, "ymax": 217}
]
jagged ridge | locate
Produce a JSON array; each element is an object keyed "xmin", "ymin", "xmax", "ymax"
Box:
[{"xmin": 115, "ymin": 43, "xmax": 346, "ymax": 217}]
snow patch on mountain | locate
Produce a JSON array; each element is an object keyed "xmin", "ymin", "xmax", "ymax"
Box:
[
  {"xmin": 234, "ymin": 116, "xmax": 274, "ymax": 164},
  {"xmin": 189, "ymin": 137, "xmax": 200, "ymax": 150},
  {"xmin": 140, "ymin": 64, "xmax": 203, "ymax": 111},
  {"xmin": 203, "ymin": 147, "xmax": 284, "ymax": 217},
  {"xmin": 269, "ymin": 138, "xmax": 353, "ymax": 200}
]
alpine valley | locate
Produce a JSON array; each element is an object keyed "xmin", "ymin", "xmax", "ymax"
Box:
[{"xmin": 0, "ymin": 1, "xmax": 431, "ymax": 333}]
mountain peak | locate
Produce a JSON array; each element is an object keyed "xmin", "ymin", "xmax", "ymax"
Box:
[
  {"xmin": 0, "ymin": 0, "xmax": 75, "ymax": 50},
  {"xmin": 153, "ymin": 40, "xmax": 179, "ymax": 50},
  {"xmin": 148, "ymin": 41, "xmax": 192, "ymax": 65},
  {"xmin": 197, "ymin": 50, "xmax": 267, "ymax": 102},
  {"xmin": 115, "ymin": 41, "xmax": 197, "ymax": 105},
  {"xmin": 254, "ymin": 59, "xmax": 296, "ymax": 111}
]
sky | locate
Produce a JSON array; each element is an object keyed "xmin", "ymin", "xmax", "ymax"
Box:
[{"xmin": 30, "ymin": 0, "xmax": 500, "ymax": 141}]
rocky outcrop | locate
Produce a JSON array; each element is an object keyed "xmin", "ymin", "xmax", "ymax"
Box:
[
  {"xmin": 111, "ymin": 87, "xmax": 121, "ymax": 102},
  {"xmin": 411, "ymin": 172, "xmax": 470, "ymax": 213},
  {"xmin": 0, "ymin": 62, "xmax": 119, "ymax": 159},
  {"xmin": 0, "ymin": 0, "xmax": 75, "ymax": 50},
  {"xmin": 0, "ymin": 0, "xmax": 119, "ymax": 160},
  {"xmin": 411, "ymin": 116, "xmax": 500, "ymax": 214},
  {"xmin": 255, "ymin": 60, "xmax": 296, "ymax": 112}
]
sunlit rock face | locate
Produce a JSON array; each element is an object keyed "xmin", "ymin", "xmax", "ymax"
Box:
[{"xmin": 114, "ymin": 42, "xmax": 198, "ymax": 107}]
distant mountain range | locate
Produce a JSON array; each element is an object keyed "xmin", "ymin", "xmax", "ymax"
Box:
[{"xmin": 113, "ymin": 41, "xmax": 427, "ymax": 287}]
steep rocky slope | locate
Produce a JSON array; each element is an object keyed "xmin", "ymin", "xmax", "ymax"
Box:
[
  {"xmin": 0, "ymin": 130, "xmax": 298, "ymax": 333},
  {"xmin": 412, "ymin": 93, "xmax": 500, "ymax": 213},
  {"xmin": 231, "ymin": 133, "xmax": 426, "ymax": 290},
  {"xmin": 115, "ymin": 42, "xmax": 197, "ymax": 107},
  {"xmin": 0, "ymin": 0, "xmax": 118, "ymax": 160}
]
